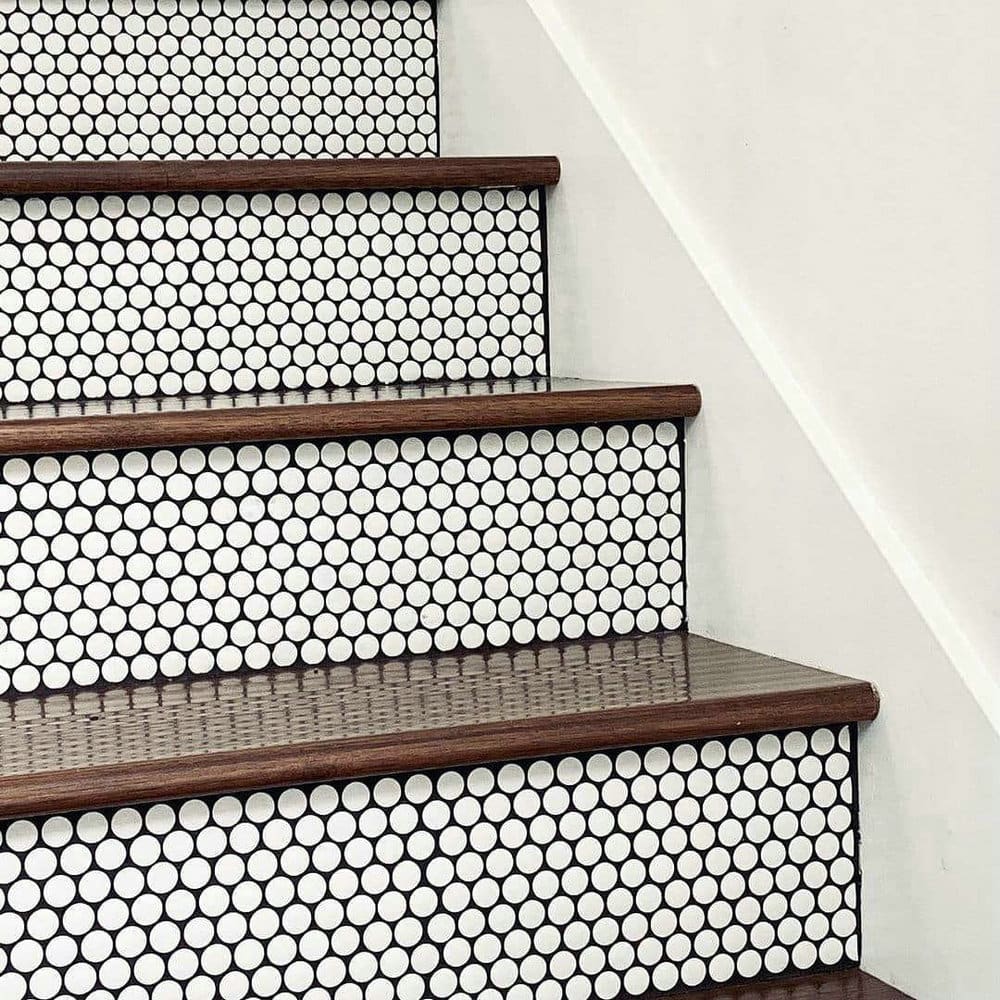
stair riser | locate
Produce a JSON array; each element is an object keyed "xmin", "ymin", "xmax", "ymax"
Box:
[
  {"xmin": 0, "ymin": 420, "xmax": 684, "ymax": 695},
  {"xmin": 0, "ymin": 185, "xmax": 547, "ymax": 407},
  {"xmin": 0, "ymin": 0, "xmax": 438, "ymax": 161},
  {"xmin": 0, "ymin": 726, "xmax": 861, "ymax": 1000}
]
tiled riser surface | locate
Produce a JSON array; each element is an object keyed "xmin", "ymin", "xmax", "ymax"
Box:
[
  {"xmin": 0, "ymin": 727, "xmax": 861, "ymax": 1000},
  {"xmin": 0, "ymin": 0, "xmax": 438, "ymax": 161},
  {"xmin": 0, "ymin": 187, "xmax": 547, "ymax": 407},
  {"xmin": 0, "ymin": 420, "xmax": 684, "ymax": 695}
]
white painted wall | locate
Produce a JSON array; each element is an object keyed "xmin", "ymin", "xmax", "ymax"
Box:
[
  {"xmin": 439, "ymin": 3, "xmax": 1000, "ymax": 997},
  {"xmin": 542, "ymin": 0, "xmax": 1000, "ymax": 705}
]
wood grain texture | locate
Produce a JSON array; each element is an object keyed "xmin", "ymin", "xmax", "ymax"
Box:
[
  {"xmin": 0, "ymin": 156, "xmax": 561, "ymax": 195},
  {"xmin": 0, "ymin": 380, "xmax": 702, "ymax": 455},
  {"xmin": 0, "ymin": 633, "xmax": 879, "ymax": 819},
  {"xmin": 673, "ymin": 969, "xmax": 914, "ymax": 999}
]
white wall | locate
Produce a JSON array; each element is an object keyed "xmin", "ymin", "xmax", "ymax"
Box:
[
  {"xmin": 543, "ymin": 0, "xmax": 1000, "ymax": 702},
  {"xmin": 439, "ymin": 3, "xmax": 1000, "ymax": 997}
]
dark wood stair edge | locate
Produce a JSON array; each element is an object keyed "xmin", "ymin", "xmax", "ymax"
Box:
[
  {"xmin": 0, "ymin": 156, "xmax": 561, "ymax": 196},
  {"xmin": 0, "ymin": 680, "xmax": 878, "ymax": 820},
  {"xmin": 0, "ymin": 384, "xmax": 702, "ymax": 456},
  {"xmin": 672, "ymin": 967, "xmax": 914, "ymax": 999}
]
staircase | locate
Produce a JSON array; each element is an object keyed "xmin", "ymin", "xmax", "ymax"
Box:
[{"xmin": 0, "ymin": 3, "xmax": 912, "ymax": 999}]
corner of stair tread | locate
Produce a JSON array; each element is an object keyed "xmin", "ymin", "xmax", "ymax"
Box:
[
  {"xmin": 678, "ymin": 968, "xmax": 914, "ymax": 999},
  {"xmin": 0, "ymin": 633, "xmax": 877, "ymax": 819},
  {"xmin": 0, "ymin": 379, "xmax": 702, "ymax": 455}
]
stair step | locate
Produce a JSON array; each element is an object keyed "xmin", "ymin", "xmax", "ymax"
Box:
[
  {"xmin": 0, "ymin": 155, "xmax": 562, "ymax": 195},
  {"xmin": 0, "ymin": 635, "xmax": 870, "ymax": 998},
  {"xmin": 0, "ymin": 164, "xmax": 555, "ymax": 405},
  {"xmin": 0, "ymin": 0, "xmax": 438, "ymax": 161},
  {"xmin": 0, "ymin": 387, "xmax": 692, "ymax": 694},
  {"xmin": 0, "ymin": 632, "xmax": 878, "ymax": 818},
  {"xmin": 681, "ymin": 969, "xmax": 913, "ymax": 998},
  {"xmin": 0, "ymin": 377, "xmax": 701, "ymax": 454}
]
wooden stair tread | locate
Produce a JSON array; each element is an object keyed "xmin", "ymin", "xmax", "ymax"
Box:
[
  {"xmin": 679, "ymin": 969, "xmax": 913, "ymax": 999},
  {"xmin": 0, "ymin": 632, "xmax": 878, "ymax": 819},
  {"xmin": 0, "ymin": 378, "xmax": 702, "ymax": 455},
  {"xmin": 0, "ymin": 155, "xmax": 561, "ymax": 196}
]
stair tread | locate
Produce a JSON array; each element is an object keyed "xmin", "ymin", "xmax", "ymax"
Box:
[
  {"xmin": 679, "ymin": 969, "xmax": 913, "ymax": 999},
  {"xmin": 0, "ymin": 377, "xmax": 702, "ymax": 455},
  {"xmin": 0, "ymin": 632, "xmax": 878, "ymax": 819},
  {"xmin": 0, "ymin": 155, "xmax": 561, "ymax": 195}
]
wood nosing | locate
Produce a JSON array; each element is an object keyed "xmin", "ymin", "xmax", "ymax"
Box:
[
  {"xmin": 0, "ymin": 155, "xmax": 562, "ymax": 196},
  {"xmin": 672, "ymin": 968, "xmax": 915, "ymax": 999},
  {"xmin": 0, "ymin": 383, "xmax": 703, "ymax": 455},
  {"xmin": 0, "ymin": 679, "xmax": 878, "ymax": 819}
]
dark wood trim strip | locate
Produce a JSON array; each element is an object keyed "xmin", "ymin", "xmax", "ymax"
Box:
[
  {"xmin": 0, "ymin": 156, "xmax": 562, "ymax": 196},
  {"xmin": 677, "ymin": 968, "xmax": 914, "ymax": 999},
  {"xmin": 0, "ymin": 385, "xmax": 702, "ymax": 455},
  {"xmin": 0, "ymin": 681, "xmax": 878, "ymax": 819}
]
